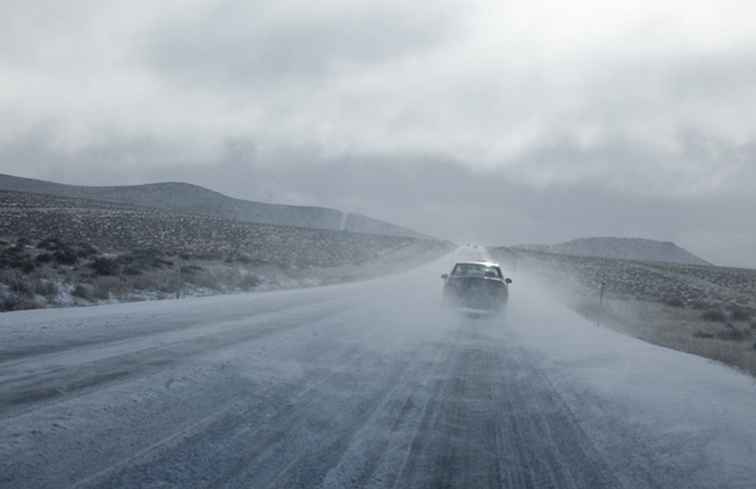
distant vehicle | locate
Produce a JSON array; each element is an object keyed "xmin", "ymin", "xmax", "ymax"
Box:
[{"xmin": 441, "ymin": 261, "xmax": 512, "ymax": 315}]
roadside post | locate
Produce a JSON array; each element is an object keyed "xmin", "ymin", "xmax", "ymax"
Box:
[
  {"xmin": 598, "ymin": 281, "xmax": 606, "ymax": 327},
  {"xmin": 176, "ymin": 258, "xmax": 183, "ymax": 299}
]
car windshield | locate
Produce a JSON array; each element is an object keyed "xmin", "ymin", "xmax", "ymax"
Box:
[{"xmin": 453, "ymin": 263, "xmax": 501, "ymax": 278}]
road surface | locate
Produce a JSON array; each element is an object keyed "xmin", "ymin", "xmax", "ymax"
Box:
[{"xmin": 1, "ymin": 249, "xmax": 755, "ymax": 488}]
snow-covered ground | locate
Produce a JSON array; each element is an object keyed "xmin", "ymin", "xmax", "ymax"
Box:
[
  {"xmin": 0, "ymin": 238, "xmax": 450, "ymax": 312},
  {"xmin": 488, "ymin": 246, "xmax": 756, "ymax": 375},
  {"xmin": 1, "ymin": 247, "xmax": 755, "ymax": 488},
  {"xmin": 508, "ymin": 274, "xmax": 756, "ymax": 488}
]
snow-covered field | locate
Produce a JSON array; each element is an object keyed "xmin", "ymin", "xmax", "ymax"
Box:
[
  {"xmin": 489, "ymin": 247, "xmax": 756, "ymax": 375},
  {"xmin": 1, "ymin": 247, "xmax": 755, "ymax": 488}
]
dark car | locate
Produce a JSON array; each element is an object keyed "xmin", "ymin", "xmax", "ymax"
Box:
[{"xmin": 442, "ymin": 261, "xmax": 512, "ymax": 315}]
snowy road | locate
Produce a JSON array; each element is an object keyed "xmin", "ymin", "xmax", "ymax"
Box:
[{"xmin": 2, "ymin": 249, "xmax": 756, "ymax": 488}]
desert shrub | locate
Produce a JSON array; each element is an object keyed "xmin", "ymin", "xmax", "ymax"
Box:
[
  {"xmin": 131, "ymin": 273, "xmax": 162, "ymax": 290},
  {"xmin": 180, "ymin": 265, "xmax": 204, "ymax": 274},
  {"xmin": 90, "ymin": 257, "xmax": 119, "ymax": 276},
  {"xmin": 232, "ymin": 253, "xmax": 266, "ymax": 266},
  {"xmin": 2, "ymin": 295, "xmax": 41, "ymax": 311},
  {"xmin": 92, "ymin": 276, "xmax": 125, "ymax": 299},
  {"xmin": 35, "ymin": 253, "xmax": 54, "ymax": 264},
  {"xmin": 37, "ymin": 237, "xmax": 62, "ymax": 251},
  {"xmin": 120, "ymin": 249, "xmax": 173, "ymax": 270},
  {"xmin": 186, "ymin": 270, "xmax": 220, "ymax": 289},
  {"xmin": 53, "ymin": 248, "xmax": 78, "ymax": 265},
  {"xmin": 32, "ymin": 279, "xmax": 58, "ymax": 298},
  {"xmin": 117, "ymin": 258, "xmax": 145, "ymax": 274},
  {"xmin": 72, "ymin": 284, "xmax": 94, "ymax": 299},
  {"xmin": 0, "ymin": 270, "xmax": 31, "ymax": 295},
  {"xmin": 716, "ymin": 328, "xmax": 747, "ymax": 341},
  {"xmin": 701, "ymin": 309, "xmax": 726, "ymax": 322},
  {"xmin": 123, "ymin": 266, "xmax": 142, "ymax": 276},
  {"xmin": 132, "ymin": 247, "xmax": 162, "ymax": 259},
  {"xmin": 5, "ymin": 245, "xmax": 23, "ymax": 255},
  {"xmin": 239, "ymin": 274, "xmax": 260, "ymax": 291},
  {"xmin": 92, "ymin": 286, "xmax": 110, "ymax": 300},
  {"xmin": 144, "ymin": 272, "xmax": 179, "ymax": 294},
  {"xmin": 0, "ymin": 247, "xmax": 35, "ymax": 271},
  {"xmin": 158, "ymin": 281, "xmax": 178, "ymax": 294},
  {"xmin": 0, "ymin": 296, "xmax": 13, "ymax": 312},
  {"xmin": 75, "ymin": 243, "xmax": 99, "ymax": 258},
  {"xmin": 729, "ymin": 307, "xmax": 751, "ymax": 322},
  {"xmin": 692, "ymin": 331, "xmax": 715, "ymax": 339},
  {"xmin": 663, "ymin": 297, "xmax": 685, "ymax": 308},
  {"xmin": 0, "ymin": 275, "xmax": 42, "ymax": 310},
  {"xmin": 192, "ymin": 251, "xmax": 224, "ymax": 261}
]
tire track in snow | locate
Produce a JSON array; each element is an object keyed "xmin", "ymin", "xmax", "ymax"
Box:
[
  {"xmin": 312, "ymin": 336, "xmax": 457, "ymax": 489},
  {"xmin": 1, "ymin": 306, "xmax": 366, "ymax": 489},
  {"xmin": 0, "ymin": 299, "xmax": 348, "ymax": 417},
  {"xmin": 0, "ymin": 291, "xmax": 348, "ymax": 364},
  {"xmin": 72, "ymin": 342, "xmax": 392, "ymax": 488},
  {"xmin": 384, "ymin": 318, "xmax": 623, "ymax": 489}
]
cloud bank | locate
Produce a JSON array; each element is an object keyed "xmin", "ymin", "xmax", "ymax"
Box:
[{"xmin": 2, "ymin": 0, "xmax": 756, "ymax": 265}]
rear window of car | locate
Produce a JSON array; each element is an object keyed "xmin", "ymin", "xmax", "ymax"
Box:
[{"xmin": 452, "ymin": 263, "xmax": 502, "ymax": 278}]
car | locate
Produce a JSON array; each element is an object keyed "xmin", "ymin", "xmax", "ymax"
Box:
[{"xmin": 441, "ymin": 261, "xmax": 512, "ymax": 315}]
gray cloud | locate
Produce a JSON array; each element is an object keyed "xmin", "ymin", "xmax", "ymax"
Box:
[
  {"xmin": 3, "ymin": 128, "xmax": 756, "ymax": 267},
  {"xmin": 146, "ymin": 0, "xmax": 458, "ymax": 86},
  {"xmin": 2, "ymin": 1, "xmax": 756, "ymax": 267}
]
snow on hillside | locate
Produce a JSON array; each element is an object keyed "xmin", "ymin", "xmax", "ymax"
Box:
[
  {"xmin": 517, "ymin": 237, "xmax": 710, "ymax": 266},
  {"xmin": 489, "ymin": 245, "xmax": 756, "ymax": 375},
  {"xmin": 0, "ymin": 190, "xmax": 451, "ymax": 312},
  {"xmin": 0, "ymin": 173, "xmax": 427, "ymax": 239}
]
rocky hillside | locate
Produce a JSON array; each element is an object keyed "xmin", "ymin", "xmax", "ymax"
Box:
[
  {"xmin": 0, "ymin": 173, "xmax": 427, "ymax": 238},
  {"xmin": 492, "ymin": 246, "xmax": 753, "ymax": 310},
  {"xmin": 516, "ymin": 237, "xmax": 710, "ymax": 266},
  {"xmin": 0, "ymin": 190, "xmax": 450, "ymax": 311},
  {"xmin": 0, "ymin": 190, "xmax": 443, "ymax": 269}
]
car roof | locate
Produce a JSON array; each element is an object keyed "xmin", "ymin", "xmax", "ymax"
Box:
[{"xmin": 453, "ymin": 261, "xmax": 501, "ymax": 268}]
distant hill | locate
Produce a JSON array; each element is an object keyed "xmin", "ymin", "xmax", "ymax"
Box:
[
  {"xmin": 0, "ymin": 173, "xmax": 426, "ymax": 238},
  {"xmin": 515, "ymin": 237, "xmax": 711, "ymax": 266},
  {"xmin": 0, "ymin": 189, "xmax": 444, "ymax": 267}
]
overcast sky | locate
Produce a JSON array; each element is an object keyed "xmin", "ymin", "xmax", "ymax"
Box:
[{"xmin": 2, "ymin": 1, "xmax": 756, "ymax": 266}]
